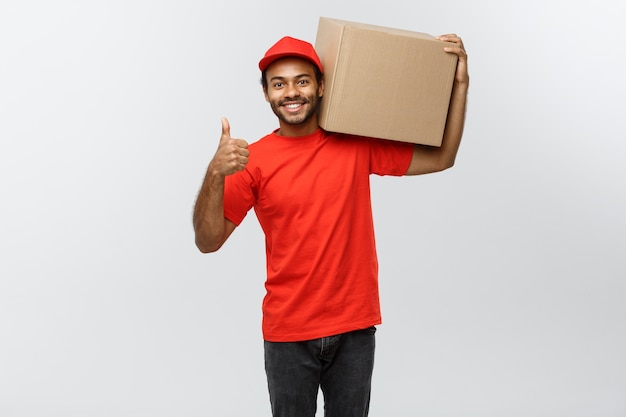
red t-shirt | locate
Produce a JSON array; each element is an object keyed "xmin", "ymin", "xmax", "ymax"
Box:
[{"xmin": 223, "ymin": 128, "xmax": 413, "ymax": 342}]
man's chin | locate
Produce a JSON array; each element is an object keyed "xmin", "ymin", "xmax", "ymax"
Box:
[
  {"xmin": 283, "ymin": 116, "xmax": 306, "ymax": 125},
  {"xmin": 279, "ymin": 112, "xmax": 309, "ymax": 125}
]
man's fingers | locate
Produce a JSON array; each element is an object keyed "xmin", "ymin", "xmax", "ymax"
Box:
[
  {"xmin": 233, "ymin": 138, "xmax": 249, "ymax": 151},
  {"xmin": 436, "ymin": 34, "xmax": 469, "ymax": 85},
  {"xmin": 437, "ymin": 34, "xmax": 466, "ymax": 57},
  {"xmin": 436, "ymin": 34, "xmax": 460, "ymax": 43}
]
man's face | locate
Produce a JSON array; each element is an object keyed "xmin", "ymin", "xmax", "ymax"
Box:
[{"xmin": 264, "ymin": 57, "xmax": 323, "ymax": 128}]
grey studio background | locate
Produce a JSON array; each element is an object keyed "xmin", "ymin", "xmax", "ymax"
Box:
[{"xmin": 1, "ymin": 1, "xmax": 625, "ymax": 416}]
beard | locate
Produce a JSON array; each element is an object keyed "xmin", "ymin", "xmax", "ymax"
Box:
[{"xmin": 269, "ymin": 94, "xmax": 320, "ymax": 126}]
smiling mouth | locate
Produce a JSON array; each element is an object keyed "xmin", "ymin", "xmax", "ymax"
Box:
[{"xmin": 282, "ymin": 102, "xmax": 305, "ymax": 112}]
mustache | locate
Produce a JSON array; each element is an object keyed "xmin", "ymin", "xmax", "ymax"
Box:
[{"xmin": 279, "ymin": 98, "xmax": 309, "ymax": 106}]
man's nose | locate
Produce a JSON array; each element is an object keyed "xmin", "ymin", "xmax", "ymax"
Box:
[{"xmin": 284, "ymin": 83, "xmax": 300, "ymax": 98}]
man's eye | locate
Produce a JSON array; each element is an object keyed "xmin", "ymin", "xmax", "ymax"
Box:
[{"xmin": 273, "ymin": 82, "xmax": 283, "ymax": 88}]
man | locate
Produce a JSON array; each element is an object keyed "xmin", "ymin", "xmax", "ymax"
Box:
[{"xmin": 193, "ymin": 34, "xmax": 468, "ymax": 417}]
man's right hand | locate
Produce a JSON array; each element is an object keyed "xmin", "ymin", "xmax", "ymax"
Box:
[{"xmin": 209, "ymin": 117, "xmax": 250, "ymax": 177}]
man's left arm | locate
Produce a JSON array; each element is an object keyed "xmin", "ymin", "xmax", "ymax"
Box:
[{"xmin": 405, "ymin": 34, "xmax": 469, "ymax": 176}]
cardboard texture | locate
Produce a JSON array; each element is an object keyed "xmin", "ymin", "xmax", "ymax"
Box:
[{"xmin": 314, "ymin": 17, "xmax": 458, "ymax": 146}]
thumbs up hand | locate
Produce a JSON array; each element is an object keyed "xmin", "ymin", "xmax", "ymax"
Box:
[{"xmin": 210, "ymin": 117, "xmax": 250, "ymax": 177}]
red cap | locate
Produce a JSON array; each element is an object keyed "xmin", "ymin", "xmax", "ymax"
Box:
[{"xmin": 258, "ymin": 36, "xmax": 323, "ymax": 73}]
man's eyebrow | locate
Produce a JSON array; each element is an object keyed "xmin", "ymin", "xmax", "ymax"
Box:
[{"xmin": 269, "ymin": 73, "xmax": 312, "ymax": 82}]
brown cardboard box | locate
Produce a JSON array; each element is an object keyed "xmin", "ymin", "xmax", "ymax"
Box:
[{"xmin": 314, "ymin": 17, "xmax": 458, "ymax": 146}]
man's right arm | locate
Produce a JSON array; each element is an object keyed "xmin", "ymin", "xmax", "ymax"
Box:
[{"xmin": 193, "ymin": 118, "xmax": 249, "ymax": 253}]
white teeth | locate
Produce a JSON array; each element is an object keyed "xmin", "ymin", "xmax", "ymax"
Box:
[{"xmin": 285, "ymin": 103, "xmax": 301, "ymax": 108}]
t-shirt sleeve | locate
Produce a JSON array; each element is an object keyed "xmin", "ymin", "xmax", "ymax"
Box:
[
  {"xmin": 223, "ymin": 169, "xmax": 256, "ymax": 226},
  {"xmin": 367, "ymin": 138, "xmax": 414, "ymax": 176}
]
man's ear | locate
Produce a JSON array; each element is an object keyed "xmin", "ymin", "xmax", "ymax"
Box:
[{"xmin": 318, "ymin": 78, "xmax": 324, "ymax": 98}]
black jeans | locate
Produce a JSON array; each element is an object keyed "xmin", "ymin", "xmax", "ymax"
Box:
[{"xmin": 264, "ymin": 326, "xmax": 376, "ymax": 417}]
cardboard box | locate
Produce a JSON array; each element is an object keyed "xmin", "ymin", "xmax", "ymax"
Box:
[{"xmin": 314, "ymin": 17, "xmax": 458, "ymax": 146}]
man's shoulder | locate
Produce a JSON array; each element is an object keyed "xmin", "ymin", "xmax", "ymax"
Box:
[{"xmin": 248, "ymin": 131, "xmax": 277, "ymax": 149}]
